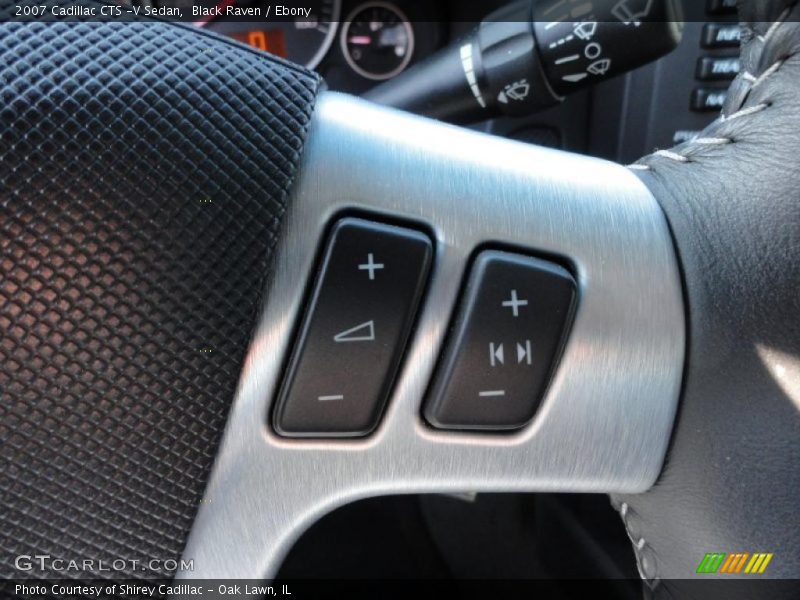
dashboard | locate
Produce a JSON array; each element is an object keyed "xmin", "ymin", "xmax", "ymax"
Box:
[
  {"xmin": 148, "ymin": 0, "xmax": 739, "ymax": 161},
  {"xmin": 319, "ymin": 0, "xmax": 448, "ymax": 95},
  {"xmin": 149, "ymin": 0, "xmax": 455, "ymax": 93}
]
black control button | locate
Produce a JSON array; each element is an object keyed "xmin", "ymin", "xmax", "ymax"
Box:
[
  {"xmin": 701, "ymin": 23, "xmax": 741, "ymax": 48},
  {"xmin": 691, "ymin": 88, "xmax": 728, "ymax": 111},
  {"xmin": 706, "ymin": 0, "xmax": 737, "ymax": 15},
  {"xmin": 274, "ymin": 218, "xmax": 432, "ymax": 437},
  {"xmin": 696, "ymin": 56, "xmax": 740, "ymax": 80},
  {"xmin": 425, "ymin": 251, "xmax": 576, "ymax": 431}
]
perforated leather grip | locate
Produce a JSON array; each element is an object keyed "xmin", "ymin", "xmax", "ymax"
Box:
[{"xmin": 0, "ymin": 4, "xmax": 321, "ymax": 578}]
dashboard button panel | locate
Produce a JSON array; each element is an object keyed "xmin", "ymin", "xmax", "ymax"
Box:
[
  {"xmin": 425, "ymin": 251, "xmax": 576, "ymax": 431},
  {"xmin": 701, "ymin": 23, "xmax": 742, "ymax": 48},
  {"xmin": 696, "ymin": 56, "xmax": 740, "ymax": 80},
  {"xmin": 273, "ymin": 218, "xmax": 432, "ymax": 437},
  {"xmin": 691, "ymin": 88, "xmax": 728, "ymax": 111}
]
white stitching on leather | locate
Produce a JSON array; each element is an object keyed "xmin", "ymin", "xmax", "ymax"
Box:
[
  {"xmin": 627, "ymin": 136, "xmax": 736, "ymax": 169},
  {"xmin": 618, "ymin": 502, "xmax": 661, "ymax": 590},
  {"xmin": 751, "ymin": 59, "xmax": 785, "ymax": 88},
  {"xmin": 693, "ymin": 137, "xmax": 733, "ymax": 145},
  {"xmin": 720, "ymin": 102, "xmax": 770, "ymax": 122},
  {"xmin": 627, "ymin": 5, "xmax": 795, "ymax": 172},
  {"xmin": 654, "ymin": 150, "xmax": 689, "ymax": 162},
  {"xmin": 637, "ymin": 102, "xmax": 770, "ymax": 166},
  {"xmin": 758, "ymin": 6, "xmax": 792, "ymax": 43},
  {"xmin": 627, "ymin": 91, "xmax": 772, "ymax": 169}
]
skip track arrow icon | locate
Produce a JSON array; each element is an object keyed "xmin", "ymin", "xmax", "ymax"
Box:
[
  {"xmin": 489, "ymin": 342, "xmax": 504, "ymax": 366},
  {"xmin": 517, "ymin": 340, "xmax": 532, "ymax": 365}
]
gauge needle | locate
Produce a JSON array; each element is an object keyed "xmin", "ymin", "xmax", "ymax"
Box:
[
  {"xmin": 349, "ymin": 36, "xmax": 372, "ymax": 45},
  {"xmin": 193, "ymin": 0, "xmax": 235, "ymax": 27}
]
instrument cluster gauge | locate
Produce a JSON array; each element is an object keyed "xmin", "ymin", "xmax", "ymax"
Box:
[
  {"xmin": 340, "ymin": 2, "xmax": 415, "ymax": 81},
  {"xmin": 153, "ymin": 0, "xmax": 341, "ymax": 69}
]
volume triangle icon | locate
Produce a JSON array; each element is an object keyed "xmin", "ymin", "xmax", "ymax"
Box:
[{"xmin": 333, "ymin": 320, "xmax": 375, "ymax": 343}]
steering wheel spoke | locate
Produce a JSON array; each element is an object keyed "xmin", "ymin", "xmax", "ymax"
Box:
[{"xmin": 180, "ymin": 92, "xmax": 684, "ymax": 579}]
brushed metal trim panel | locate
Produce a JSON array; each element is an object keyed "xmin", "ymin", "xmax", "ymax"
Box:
[{"xmin": 179, "ymin": 92, "xmax": 684, "ymax": 580}]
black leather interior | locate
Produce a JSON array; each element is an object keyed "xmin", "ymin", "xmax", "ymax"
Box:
[{"xmin": 614, "ymin": 0, "xmax": 800, "ymax": 596}]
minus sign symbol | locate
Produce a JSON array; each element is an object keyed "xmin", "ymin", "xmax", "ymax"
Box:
[
  {"xmin": 318, "ymin": 395, "xmax": 344, "ymax": 401},
  {"xmin": 479, "ymin": 390, "xmax": 506, "ymax": 397}
]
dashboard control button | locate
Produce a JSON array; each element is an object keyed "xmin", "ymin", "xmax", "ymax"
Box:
[
  {"xmin": 691, "ymin": 88, "xmax": 728, "ymax": 111},
  {"xmin": 425, "ymin": 251, "xmax": 576, "ymax": 431},
  {"xmin": 706, "ymin": 0, "xmax": 737, "ymax": 15},
  {"xmin": 696, "ymin": 56, "xmax": 740, "ymax": 80},
  {"xmin": 701, "ymin": 23, "xmax": 741, "ymax": 48},
  {"xmin": 274, "ymin": 218, "xmax": 432, "ymax": 437}
]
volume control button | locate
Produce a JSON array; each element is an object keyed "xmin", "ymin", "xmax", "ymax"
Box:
[{"xmin": 273, "ymin": 218, "xmax": 432, "ymax": 438}]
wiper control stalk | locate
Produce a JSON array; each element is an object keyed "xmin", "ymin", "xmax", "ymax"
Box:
[{"xmin": 365, "ymin": 0, "xmax": 684, "ymax": 123}]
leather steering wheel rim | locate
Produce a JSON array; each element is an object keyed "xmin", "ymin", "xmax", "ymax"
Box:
[{"xmin": 614, "ymin": 0, "xmax": 800, "ymax": 595}]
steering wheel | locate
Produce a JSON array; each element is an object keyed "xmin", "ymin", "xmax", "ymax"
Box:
[{"xmin": 1, "ymin": 0, "xmax": 797, "ymax": 595}]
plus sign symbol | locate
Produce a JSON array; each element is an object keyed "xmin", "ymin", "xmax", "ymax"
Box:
[
  {"xmin": 501, "ymin": 289, "xmax": 528, "ymax": 317},
  {"xmin": 358, "ymin": 253, "xmax": 384, "ymax": 281}
]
